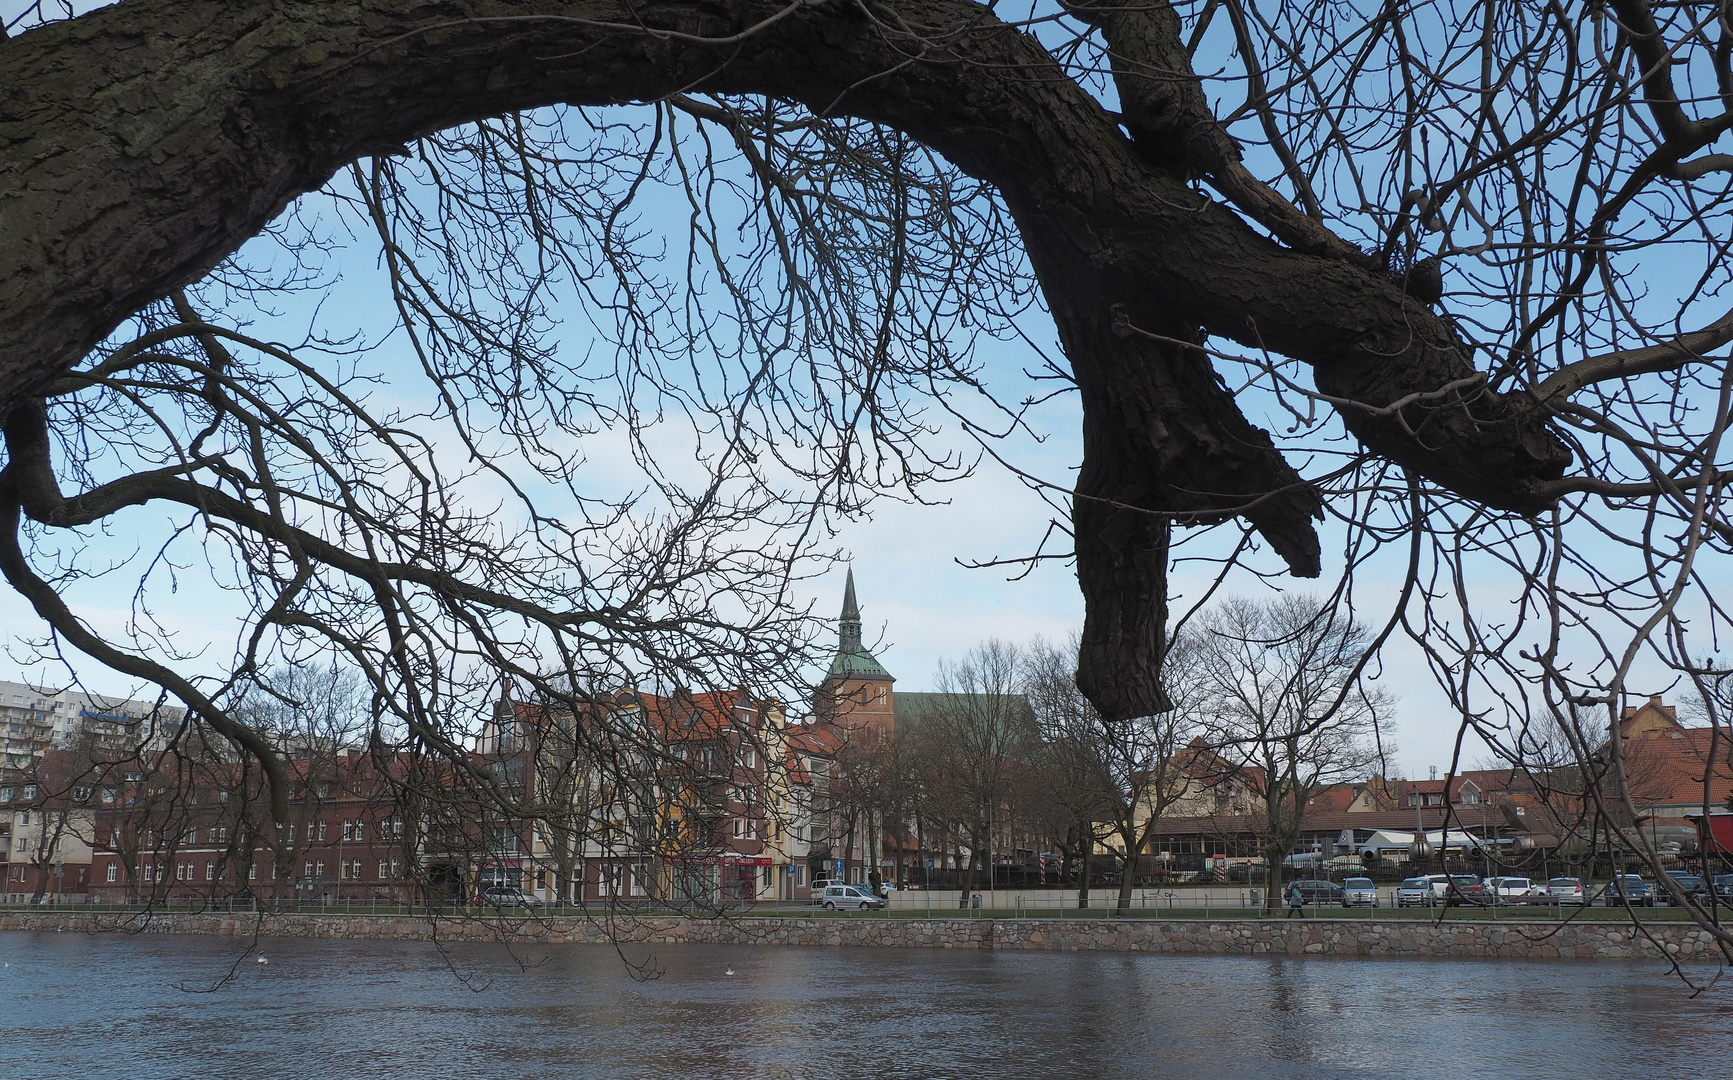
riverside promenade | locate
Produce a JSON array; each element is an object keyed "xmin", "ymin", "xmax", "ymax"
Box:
[{"xmin": 2, "ymin": 910, "xmax": 1726, "ymax": 963}]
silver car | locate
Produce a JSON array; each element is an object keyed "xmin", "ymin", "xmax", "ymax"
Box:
[
  {"xmin": 1396, "ymin": 877, "xmax": 1436, "ymax": 907},
  {"xmin": 1341, "ymin": 876, "xmax": 1379, "ymax": 908},
  {"xmin": 815, "ymin": 883, "xmax": 885, "ymax": 911}
]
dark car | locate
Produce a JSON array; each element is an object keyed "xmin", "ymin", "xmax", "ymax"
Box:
[
  {"xmin": 1658, "ymin": 871, "xmax": 1711, "ymax": 906},
  {"xmin": 1290, "ymin": 880, "xmax": 1345, "ymax": 906},
  {"xmin": 1715, "ymin": 874, "xmax": 1733, "ymax": 906},
  {"xmin": 1445, "ymin": 875, "xmax": 1488, "ymax": 907},
  {"xmin": 1600, "ymin": 874, "xmax": 1655, "ymax": 907}
]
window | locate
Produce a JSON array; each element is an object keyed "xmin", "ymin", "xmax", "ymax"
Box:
[
  {"xmin": 175, "ymin": 862, "xmax": 185, "ymax": 881},
  {"xmin": 304, "ymin": 860, "xmax": 315, "ymax": 878},
  {"xmin": 205, "ymin": 861, "xmax": 215, "ymax": 882},
  {"xmin": 318, "ymin": 821, "xmax": 328, "ymax": 841},
  {"xmin": 732, "ymin": 818, "xmax": 745, "ymax": 839},
  {"xmin": 315, "ymin": 859, "xmax": 325, "ymax": 878},
  {"xmin": 342, "ymin": 821, "xmax": 353, "ymax": 842},
  {"xmin": 353, "ymin": 820, "xmax": 364, "ymax": 841},
  {"xmin": 101, "ymin": 787, "xmax": 115, "ymax": 804},
  {"xmin": 393, "ymin": 819, "xmax": 403, "ymax": 837},
  {"xmin": 72, "ymin": 785, "xmax": 91, "ymax": 801},
  {"xmin": 249, "ymin": 863, "xmax": 257, "ymax": 881},
  {"xmin": 379, "ymin": 859, "xmax": 389, "ymax": 880},
  {"xmin": 352, "ymin": 858, "xmax": 363, "ymax": 879},
  {"xmin": 741, "ymin": 747, "xmax": 757, "ymax": 769},
  {"xmin": 106, "ymin": 863, "xmax": 117, "ymax": 883},
  {"xmin": 340, "ymin": 860, "xmax": 349, "ymax": 880}
]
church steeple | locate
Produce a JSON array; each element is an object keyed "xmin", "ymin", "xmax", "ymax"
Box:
[
  {"xmin": 825, "ymin": 568, "xmax": 891, "ymax": 681},
  {"xmin": 839, "ymin": 567, "xmax": 863, "ymax": 654}
]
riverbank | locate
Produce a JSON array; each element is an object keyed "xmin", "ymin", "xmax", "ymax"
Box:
[{"xmin": 3, "ymin": 910, "xmax": 1726, "ymax": 962}]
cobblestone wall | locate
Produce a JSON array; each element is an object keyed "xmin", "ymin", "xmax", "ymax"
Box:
[{"xmin": 1, "ymin": 911, "xmax": 1723, "ymax": 962}]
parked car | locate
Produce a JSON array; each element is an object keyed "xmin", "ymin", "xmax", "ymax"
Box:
[
  {"xmin": 1396, "ymin": 877, "xmax": 1438, "ymax": 907},
  {"xmin": 1600, "ymin": 874, "xmax": 1655, "ymax": 907},
  {"xmin": 1290, "ymin": 879, "xmax": 1345, "ymax": 906},
  {"xmin": 1713, "ymin": 874, "xmax": 1733, "ymax": 906},
  {"xmin": 1658, "ymin": 871, "xmax": 1711, "ymax": 906},
  {"xmin": 815, "ymin": 883, "xmax": 885, "ymax": 911},
  {"xmin": 1545, "ymin": 877, "xmax": 1588, "ymax": 906},
  {"xmin": 1445, "ymin": 875, "xmax": 1489, "ymax": 907},
  {"xmin": 1340, "ymin": 877, "xmax": 1379, "ymax": 908},
  {"xmin": 1486, "ymin": 877, "xmax": 1541, "ymax": 904},
  {"xmin": 478, "ymin": 886, "xmax": 540, "ymax": 907}
]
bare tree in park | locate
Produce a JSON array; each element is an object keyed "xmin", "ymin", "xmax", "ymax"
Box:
[
  {"xmin": 1192, "ymin": 596, "xmax": 1388, "ymax": 910},
  {"xmin": 11, "ymin": 2, "xmax": 1733, "ymax": 962},
  {"xmin": 1023, "ymin": 635, "xmax": 1197, "ymax": 911},
  {"xmin": 912, "ymin": 640, "xmax": 1037, "ymax": 900}
]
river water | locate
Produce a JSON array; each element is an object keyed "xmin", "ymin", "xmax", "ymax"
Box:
[{"xmin": 3, "ymin": 931, "xmax": 1729, "ymax": 1078}]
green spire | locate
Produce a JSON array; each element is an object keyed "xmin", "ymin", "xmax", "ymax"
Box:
[
  {"xmin": 839, "ymin": 567, "xmax": 862, "ymax": 654},
  {"xmin": 826, "ymin": 568, "xmax": 892, "ymax": 681}
]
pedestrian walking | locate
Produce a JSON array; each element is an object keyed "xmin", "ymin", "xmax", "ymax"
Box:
[{"xmin": 1286, "ymin": 882, "xmax": 1304, "ymax": 919}]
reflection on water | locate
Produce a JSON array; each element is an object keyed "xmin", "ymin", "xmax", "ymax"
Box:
[{"xmin": 2, "ymin": 930, "xmax": 1730, "ymax": 1079}]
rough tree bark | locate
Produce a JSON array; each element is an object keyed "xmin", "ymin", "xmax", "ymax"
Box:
[{"xmin": 0, "ymin": 0, "xmax": 1572, "ymax": 720}]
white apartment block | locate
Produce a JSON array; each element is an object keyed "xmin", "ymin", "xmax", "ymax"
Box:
[{"xmin": 0, "ymin": 680, "xmax": 187, "ymax": 767}]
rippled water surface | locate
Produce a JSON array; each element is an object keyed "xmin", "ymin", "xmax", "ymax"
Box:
[{"xmin": 4, "ymin": 930, "xmax": 1731, "ymax": 1078}]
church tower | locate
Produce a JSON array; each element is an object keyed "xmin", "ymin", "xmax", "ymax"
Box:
[{"xmin": 815, "ymin": 568, "xmax": 895, "ymax": 737}]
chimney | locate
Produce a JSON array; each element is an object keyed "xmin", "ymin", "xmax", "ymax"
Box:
[{"xmin": 1429, "ymin": 765, "xmax": 1437, "ymax": 781}]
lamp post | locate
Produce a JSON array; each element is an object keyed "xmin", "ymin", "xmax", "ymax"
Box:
[{"xmin": 1481, "ymin": 800, "xmax": 1490, "ymax": 881}]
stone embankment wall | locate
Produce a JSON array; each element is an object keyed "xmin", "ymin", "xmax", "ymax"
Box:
[{"xmin": 1, "ymin": 911, "xmax": 1724, "ymax": 963}]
